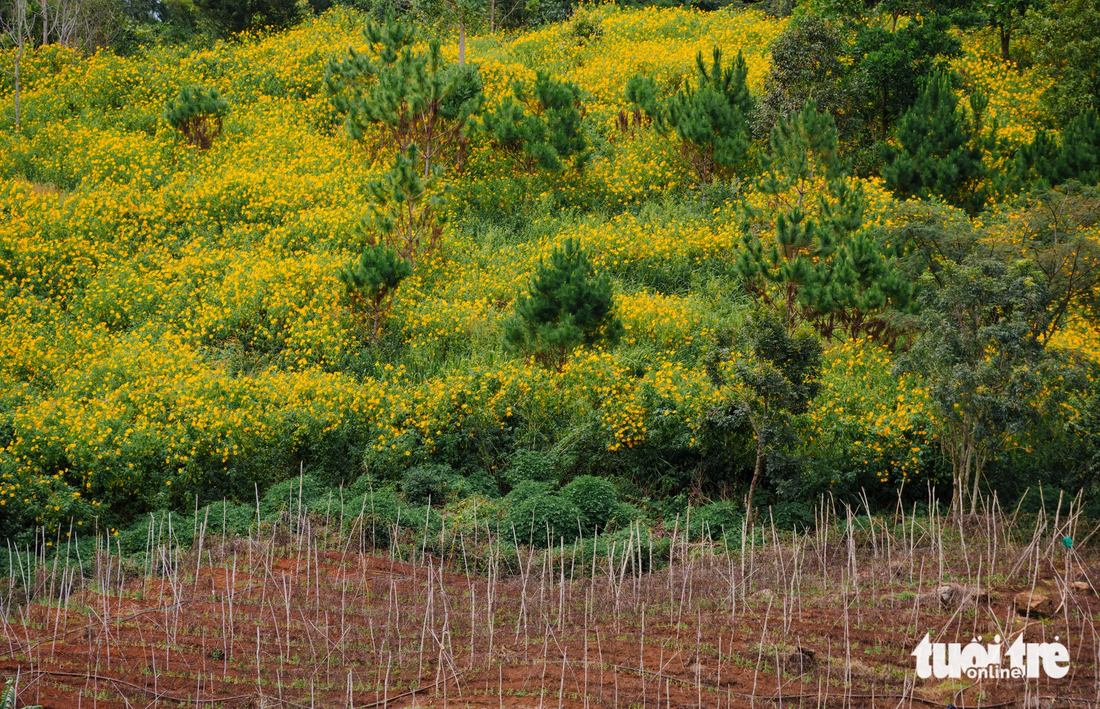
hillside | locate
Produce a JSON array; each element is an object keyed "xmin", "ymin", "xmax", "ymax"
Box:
[{"xmin": 1, "ymin": 4, "xmax": 1099, "ymax": 542}]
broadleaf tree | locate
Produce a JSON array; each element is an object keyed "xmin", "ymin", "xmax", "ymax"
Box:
[
  {"xmin": 851, "ymin": 15, "xmax": 962, "ymax": 140},
  {"xmin": 721, "ymin": 309, "xmax": 822, "ymax": 526},
  {"xmin": 755, "ymin": 16, "xmax": 862, "ymax": 144},
  {"xmin": 896, "ymin": 260, "xmax": 1057, "ymax": 515}
]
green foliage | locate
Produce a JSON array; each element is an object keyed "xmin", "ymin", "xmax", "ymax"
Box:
[
  {"xmin": 345, "ymin": 476, "xmax": 401, "ymax": 542},
  {"xmin": 504, "ymin": 238, "xmax": 623, "ymax": 370},
  {"xmin": 164, "ymin": 85, "xmax": 228, "ymax": 150},
  {"xmin": 482, "ymin": 70, "xmax": 589, "ymax": 172},
  {"xmin": 1006, "ymin": 185, "xmax": 1100, "ymax": 342},
  {"xmin": 193, "ymin": 0, "xmax": 305, "ymax": 35},
  {"xmin": 896, "ymin": 260, "xmax": 1057, "ymax": 514},
  {"xmin": 325, "ymin": 13, "xmax": 484, "ymax": 174},
  {"xmin": 262, "ymin": 473, "xmax": 322, "ymax": 511},
  {"xmin": 687, "ymin": 499, "xmax": 743, "ymax": 541},
  {"xmin": 560, "ymin": 474, "xmax": 620, "ymax": 532},
  {"xmin": 882, "ymin": 73, "xmax": 986, "ymax": 213},
  {"xmin": 628, "ymin": 48, "xmax": 753, "ymax": 183},
  {"xmin": 338, "ymin": 242, "xmax": 413, "ymax": 344},
  {"xmin": 504, "ymin": 480, "xmax": 586, "ymax": 545},
  {"xmin": 1, "ymin": 678, "xmax": 40, "ymax": 709},
  {"xmin": 755, "ymin": 16, "xmax": 862, "ymax": 144},
  {"xmin": 851, "ymin": 15, "xmax": 962, "ymax": 139},
  {"xmin": 1026, "ymin": 0, "xmax": 1100, "ymax": 123},
  {"xmin": 503, "ymin": 448, "xmax": 567, "ymax": 487},
  {"xmin": 737, "ymin": 101, "xmax": 911, "ymax": 343},
  {"xmin": 770, "ymin": 499, "xmax": 815, "ymax": 531},
  {"xmin": 569, "ymin": 8, "xmax": 604, "ymax": 42},
  {"xmin": 724, "ymin": 308, "xmax": 823, "ymax": 523},
  {"xmin": 624, "ymin": 74, "xmax": 661, "ymax": 124},
  {"xmin": 367, "ymin": 145, "xmax": 445, "ymax": 268},
  {"xmin": 983, "ymin": 0, "xmax": 1034, "ymax": 61},
  {"xmin": 1013, "ymin": 110, "xmax": 1100, "ymax": 190},
  {"xmin": 400, "ymin": 463, "xmax": 458, "ymax": 505},
  {"xmin": 737, "ymin": 310, "xmax": 823, "ymax": 420}
]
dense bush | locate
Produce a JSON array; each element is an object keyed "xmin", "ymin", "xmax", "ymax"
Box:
[
  {"xmin": 560, "ymin": 475, "xmax": 622, "ymax": 532},
  {"xmin": 505, "ymin": 481, "xmax": 587, "ymax": 546},
  {"xmin": 400, "ymin": 463, "xmax": 459, "ymax": 505}
]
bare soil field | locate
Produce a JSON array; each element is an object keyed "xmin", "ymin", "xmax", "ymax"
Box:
[{"xmin": 3, "ymin": 500, "xmax": 1099, "ymax": 708}]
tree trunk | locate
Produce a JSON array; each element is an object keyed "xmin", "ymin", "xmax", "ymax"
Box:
[
  {"xmin": 13, "ymin": 46, "xmax": 21, "ymax": 130},
  {"xmin": 490, "ymin": 0, "xmax": 495, "ymax": 32},
  {"xmin": 1000, "ymin": 26, "xmax": 1010, "ymax": 62},
  {"xmin": 746, "ymin": 437, "xmax": 764, "ymax": 529},
  {"xmin": 968, "ymin": 450, "xmax": 987, "ymax": 516},
  {"xmin": 42, "ymin": 0, "xmax": 48, "ymax": 45}
]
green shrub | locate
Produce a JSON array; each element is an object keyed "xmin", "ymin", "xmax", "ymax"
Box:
[
  {"xmin": 570, "ymin": 8, "xmax": 604, "ymax": 43},
  {"xmin": 503, "ymin": 239, "xmax": 623, "ymax": 370},
  {"xmin": 261, "ymin": 474, "xmax": 322, "ymax": 517},
  {"xmin": 505, "ymin": 481, "xmax": 586, "ymax": 546},
  {"xmin": 769, "ymin": 500, "xmax": 814, "ymax": 531},
  {"xmin": 341, "ymin": 481, "xmax": 401, "ymax": 543},
  {"xmin": 689, "ymin": 500, "xmax": 743, "ymax": 542},
  {"xmin": 560, "ymin": 475, "xmax": 620, "ymax": 533},
  {"xmin": 504, "ymin": 449, "xmax": 566, "ymax": 487},
  {"xmin": 401, "ymin": 463, "xmax": 458, "ymax": 505}
]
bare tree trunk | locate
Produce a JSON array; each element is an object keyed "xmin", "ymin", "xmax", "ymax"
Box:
[
  {"xmin": 42, "ymin": 0, "xmax": 48, "ymax": 45},
  {"xmin": 969, "ymin": 451, "xmax": 986, "ymax": 516},
  {"xmin": 490, "ymin": 0, "xmax": 495, "ymax": 33},
  {"xmin": 746, "ymin": 436, "xmax": 764, "ymax": 529},
  {"xmin": 13, "ymin": 46, "xmax": 20, "ymax": 129},
  {"xmin": 1000, "ymin": 26, "xmax": 1010, "ymax": 62},
  {"xmin": 4, "ymin": 0, "xmax": 29, "ymax": 131}
]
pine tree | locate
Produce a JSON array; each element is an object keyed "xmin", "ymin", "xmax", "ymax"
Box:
[
  {"xmin": 327, "ymin": 14, "xmax": 481, "ymax": 276},
  {"xmin": 338, "ymin": 243, "xmax": 413, "ymax": 345},
  {"xmin": 626, "ymin": 48, "xmax": 754, "ymax": 183},
  {"xmin": 367, "ymin": 146, "xmax": 444, "ymax": 269},
  {"xmin": 736, "ymin": 100, "xmax": 911, "ymax": 342},
  {"xmin": 1013, "ymin": 109, "xmax": 1100, "ymax": 190},
  {"xmin": 802, "ymin": 231, "xmax": 917, "ymax": 345},
  {"xmin": 482, "ymin": 70, "xmax": 589, "ymax": 172},
  {"xmin": 325, "ymin": 13, "xmax": 484, "ymax": 176},
  {"xmin": 503, "ymin": 239, "xmax": 623, "ymax": 370},
  {"xmin": 881, "ymin": 73, "xmax": 986, "ymax": 213},
  {"xmin": 165, "ymin": 86, "xmax": 228, "ymax": 150}
]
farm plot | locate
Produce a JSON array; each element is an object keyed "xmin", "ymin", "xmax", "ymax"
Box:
[{"xmin": 2, "ymin": 500, "xmax": 1099, "ymax": 708}]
